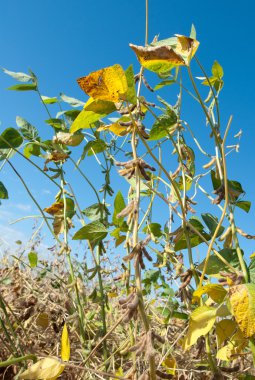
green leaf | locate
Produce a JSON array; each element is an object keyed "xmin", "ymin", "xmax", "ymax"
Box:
[
  {"xmin": 190, "ymin": 24, "xmax": 197, "ymax": 39},
  {"xmin": 60, "ymin": 93, "xmax": 85, "ymax": 107},
  {"xmin": 7, "ymin": 83, "xmax": 37, "ymax": 91},
  {"xmin": 211, "ymin": 170, "xmax": 245, "ymax": 203},
  {"xmin": 72, "ymin": 221, "xmax": 108, "ymax": 245},
  {"xmin": 28, "ymin": 251, "xmax": 38, "ymax": 268},
  {"xmin": 154, "ymin": 79, "xmax": 175, "ymax": 91},
  {"xmin": 125, "ymin": 65, "xmax": 137, "ymax": 104},
  {"xmin": 16, "ymin": 116, "xmax": 39, "ymax": 140},
  {"xmin": 56, "ymin": 109, "xmax": 81, "ymax": 123},
  {"xmin": 248, "ymin": 259, "xmax": 255, "ymax": 283},
  {"xmin": 174, "ymin": 217, "xmax": 211, "ymax": 251},
  {"xmin": 0, "ymin": 182, "xmax": 8, "ymax": 199},
  {"xmin": 198, "ymin": 248, "xmax": 241, "ymax": 276},
  {"xmin": 24, "ymin": 143, "xmax": 40, "ymax": 158},
  {"xmin": 82, "ymin": 203, "xmax": 109, "ymax": 221},
  {"xmin": 70, "ymin": 98, "xmax": 116, "ymax": 133},
  {"xmin": 149, "ymin": 112, "xmax": 177, "ymax": 140},
  {"xmin": 82, "ymin": 139, "xmax": 107, "ymax": 157},
  {"xmin": 144, "ymin": 223, "xmax": 162, "ymax": 238},
  {"xmin": 41, "ymin": 95, "xmax": 58, "ymax": 104},
  {"xmin": 45, "ymin": 118, "xmax": 66, "ymax": 130},
  {"xmin": 212, "ymin": 60, "xmax": 224, "ymax": 79},
  {"xmin": 201, "ymin": 213, "xmax": 224, "ymax": 237},
  {"xmin": 113, "ymin": 191, "xmax": 126, "ymax": 226},
  {"xmin": 0, "ymin": 128, "xmax": 23, "ymax": 149},
  {"xmin": 2, "ymin": 67, "xmax": 32, "ymax": 82},
  {"xmin": 236, "ymin": 200, "xmax": 251, "ymax": 213}
]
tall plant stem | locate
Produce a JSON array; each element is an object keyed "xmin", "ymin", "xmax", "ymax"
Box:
[
  {"xmin": 131, "ymin": 129, "xmax": 156, "ymax": 380},
  {"xmin": 60, "ymin": 171, "xmax": 86, "ymax": 343},
  {"xmin": 96, "ymin": 244, "xmax": 108, "ymax": 362}
]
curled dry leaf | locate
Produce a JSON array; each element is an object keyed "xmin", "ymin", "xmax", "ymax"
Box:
[{"xmin": 129, "ymin": 34, "xmax": 199, "ymax": 73}]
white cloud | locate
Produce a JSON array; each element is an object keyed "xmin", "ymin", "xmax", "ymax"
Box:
[{"xmin": 15, "ymin": 203, "xmax": 32, "ymax": 212}]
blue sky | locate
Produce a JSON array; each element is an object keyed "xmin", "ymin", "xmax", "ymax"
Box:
[{"xmin": 0, "ymin": 0, "xmax": 254, "ymax": 263}]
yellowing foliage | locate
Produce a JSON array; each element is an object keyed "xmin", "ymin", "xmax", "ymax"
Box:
[
  {"xmin": 183, "ymin": 306, "xmax": 217, "ymax": 350},
  {"xmin": 192, "ymin": 284, "xmax": 227, "ymax": 304},
  {"xmin": 229, "ymin": 284, "xmax": 255, "ymax": 338},
  {"xmin": 77, "ymin": 64, "xmax": 128, "ymax": 102},
  {"xmin": 61, "ymin": 323, "xmax": 71, "ymax": 362},
  {"xmin": 19, "ymin": 357, "xmax": 65, "ymax": 380},
  {"xmin": 129, "ymin": 34, "xmax": 199, "ymax": 73}
]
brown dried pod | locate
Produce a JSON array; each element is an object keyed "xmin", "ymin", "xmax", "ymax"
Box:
[
  {"xmin": 123, "ymin": 307, "xmax": 136, "ymax": 323},
  {"xmin": 117, "ymin": 201, "xmax": 135, "ymax": 219},
  {"xmin": 179, "ymin": 274, "xmax": 192, "ymax": 289},
  {"xmin": 127, "ymin": 294, "xmax": 139, "ymax": 310},
  {"xmin": 127, "ymin": 167, "xmax": 135, "ymax": 179},
  {"xmin": 118, "ymin": 104, "xmax": 136, "ymax": 115},
  {"xmin": 203, "ymin": 156, "xmax": 216, "ymax": 169},
  {"xmin": 142, "ymin": 247, "xmax": 153, "ymax": 261},
  {"xmin": 119, "ymin": 120, "xmax": 133, "ymax": 127},
  {"xmin": 119, "ymin": 293, "xmax": 135, "ymax": 306},
  {"xmin": 138, "ymin": 253, "xmax": 146, "ymax": 269},
  {"xmin": 152, "ymin": 331, "xmax": 165, "ymax": 344},
  {"xmin": 139, "ymin": 164, "xmax": 151, "ymax": 181},
  {"xmin": 118, "ymin": 168, "xmax": 131, "ymax": 177},
  {"xmin": 142, "ymin": 235, "xmax": 151, "ymax": 246},
  {"xmin": 236, "ymin": 227, "xmax": 255, "ymax": 239},
  {"xmin": 143, "ymin": 100, "xmax": 156, "ymax": 108},
  {"xmin": 218, "ymin": 226, "xmax": 232, "ymax": 242},
  {"xmin": 142, "ymin": 161, "xmax": 156, "ymax": 172},
  {"xmin": 142, "ymin": 74, "xmax": 154, "ymax": 92}
]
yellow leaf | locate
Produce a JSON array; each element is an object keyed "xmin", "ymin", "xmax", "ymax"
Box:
[
  {"xmin": 70, "ymin": 98, "xmax": 116, "ymax": 133},
  {"xmin": 61, "ymin": 323, "xmax": 70, "ymax": 362},
  {"xmin": 216, "ymin": 329, "xmax": 247, "ymax": 361},
  {"xmin": 98, "ymin": 122, "xmax": 129, "ymax": 136},
  {"xmin": 129, "ymin": 44, "xmax": 185, "ymax": 73},
  {"xmin": 162, "ymin": 355, "xmax": 176, "ymax": 375},
  {"xmin": 77, "ymin": 64, "xmax": 128, "ymax": 102},
  {"xmin": 229, "ymin": 283, "xmax": 255, "ymax": 338},
  {"xmin": 183, "ymin": 306, "xmax": 217, "ymax": 350},
  {"xmin": 215, "ymin": 319, "xmax": 237, "ymax": 346},
  {"xmin": 19, "ymin": 357, "xmax": 65, "ymax": 380},
  {"xmin": 193, "ymin": 284, "xmax": 227, "ymax": 304}
]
